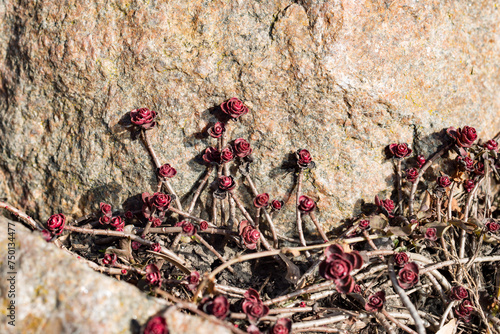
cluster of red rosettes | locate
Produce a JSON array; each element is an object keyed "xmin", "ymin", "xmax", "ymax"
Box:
[
  {"xmin": 202, "ymin": 98, "xmax": 252, "ymax": 165},
  {"xmin": 202, "ymin": 138, "xmax": 252, "ymax": 165},
  {"xmin": 319, "ymin": 244, "xmax": 363, "ymax": 293},
  {"xmin": 446, "ymin": 126, "xmax": 488, "ymax": 194},
  {"xmin": 142, "ymin": 192, "xmax": 172, "ymax": 222},
  {"xmin": 239, "ymin": 220, "xmax": 260, "ymax": 250},
  {"xmin": 252, "ymin": 194, "xmax": 284, "ymax": 212},
  {"xmin": 98, "ymin": 203, "xmax": 124, "ymax": 231},
  {"xmin": 241, "ymin": 288, "xmax": 269, "ymax": 322}
]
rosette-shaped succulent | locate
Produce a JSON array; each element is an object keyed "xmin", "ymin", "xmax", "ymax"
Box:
[
  {"xmin": 389, "ymin": 143, "xmax": 412, "ymax": 158},
  {"xmin": 233, "ymin": 138, "xmax": 253, "ymax": 158},
  {"xmin": 158, "ymin": 164, "xmax": 177, "ymax": 178},
  {"xmin": 239, "ymin": 221, "xmax": 260, "ymax": 250},
  {"xmin": 253, "ymin": 193, "xmax": 269, "ymax": 208},
  {"xmin": 208, "ymin": 121, "xmax": 225, "ymax": 138},
  {"xmin": 365, "ymin": 291, "xmax": 385, "ymax": 312},
  {"xmin": 130, "ymin": 107, "xmax": 157, "ymax": 130},
  {"xmin": 199, "ymin": 295, "xmax": 230, "ymax": 320},
  {"xmin": 393, "ymin": 252, "xmax": 409, "ymax": 267},
  {"xmin": 145, "ymin": 264, "xmax": 162, "ymax": 286},
  {"xmin": 103, "ymin": 253, "xmax": 117, "ymax": 266},
  {"xmin": 202, "ymin": 147, "xmax": 221, "ymax": 165},
  {"xmin": 46, "ymin": 213, "xmax": 66, "ymax": 235},
  {"xmin": 397, "ymin": 262, "xmax": 419, "ymax": 289},
  {"xmin": 221, "ymin": 97, "xmax": 249, "ymax": 119},
  {"xmin": 270, "ymin": 318, "xmax": 292, "ymax": 334},
  {"xmin": 144, "ymin": 316, "xmax": 168, "ymax": 334},
  {"xmin": 296, "ymin": 149, "xmax": 313, "ymax": 168},
  {"xmin": 454, "ymin": 299, "xmax": 474, "ymax": 322},
  {"xmin": 298, "ymin": 195, "xmax": 315, "ymax": 213},
  {"xmin": 437, "ymin": 175, "xmax": 451, "ymax": 188},
  {"xmin": 425, "ymin": 227, "xmax": 437, "ymax": 241},
  {"xmin": 450, "ymin": 286, "xmax": 468, "ymax": 301},
  {"xmin": 271, "ymin": 200, "xmax": 284, "ymax": 211},
  {"xmin": 319, "ymin": 244, "xmax": 363, "ymax": 293},
  {"xmin": 484, "ymin": 139, "xmax": 498, "ymax": 151},
  {"xmin": 241, "ymin": 288, "xmax": 269, "ymax": 322},
  {"xmin": 447, "ymin": 126, "xmax": 477, "ymax": 148},
  {"xmin": 217, "ymin": 176, "xmax": 236, "ymax": 192},
  {"xmin": 405, "ymin": 168, "xmax": 419, "ymax": 183}
]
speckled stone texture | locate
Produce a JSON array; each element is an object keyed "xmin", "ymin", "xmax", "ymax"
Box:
[
  {"xmin": 0, "ymin": 217, "xmax": 230, "ymax": 334},
  {"xmin": 1, "ymin": 1, "xmax": 499, "ymax": 234}
]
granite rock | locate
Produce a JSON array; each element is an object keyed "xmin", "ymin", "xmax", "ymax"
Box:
[
  {"xmin": 0, "ymin": 216, "xmax": 230, "ymax": 334},
  {"xmin": 0, "ymin": 0, "xmax": 499, "ymax": 235}
]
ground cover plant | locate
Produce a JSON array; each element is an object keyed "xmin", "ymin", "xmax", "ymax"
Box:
[{"xmin": 2, "ymin": 99, "xmax": 500, "ymax": 334}]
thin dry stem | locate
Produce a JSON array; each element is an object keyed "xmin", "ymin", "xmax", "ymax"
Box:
[
  {"xmin": 395, "ymin": 159, "xmax": 403, "ymax": 215},
  {"xmin": 448, "ymin": 181, "xmax": 456, "ymax": 220},
  {"xmin": 420, "ymin": 255, "xmax": 500, "ymax": 274},
  {"xmin": 387, "ymin": 257, "xmax": 426, "ymax": 334},
  {"xmin": 459, "ymin": 176, "xmax": 485, "ymax": 260},
  {"xmin": 142, "ymin": 130, "xmax": 161, "ymax": 169},
  {"xmin": 63, "ymin": 225, "xmax": 185, "ymax": 265},
  {"xmin": 243, "ymin": 172, "xmax": 279, "ymax": 247},
  {"xmin": 229, "ymin": 191, "xmax": 255, "ymax": 225},
  {"xmin": 309, "ymin": 211, "xmax": 329, "ymax": 243},
  {"xmin": 373, "ymin": 312, "xmax": 397, "ymax": 334},
  {"xmin": 409, "ymin": 143, "xmax": 452, "ymax": 215},
  {"xmin": 0, "ymin": 201, "xmax": 44, "ymax": 231},
  {"xmin": 264, "ymin": 281, "xmax": 335, "ymax": 306},
  {"xmin": 382, "ymin": 308, "xmax": 418, "ymax": 334}
]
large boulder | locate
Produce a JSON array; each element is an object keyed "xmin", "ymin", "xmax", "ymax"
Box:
[{"xmin": 1, "ymin": 0, "xmax": 499, "ymax": 233}]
